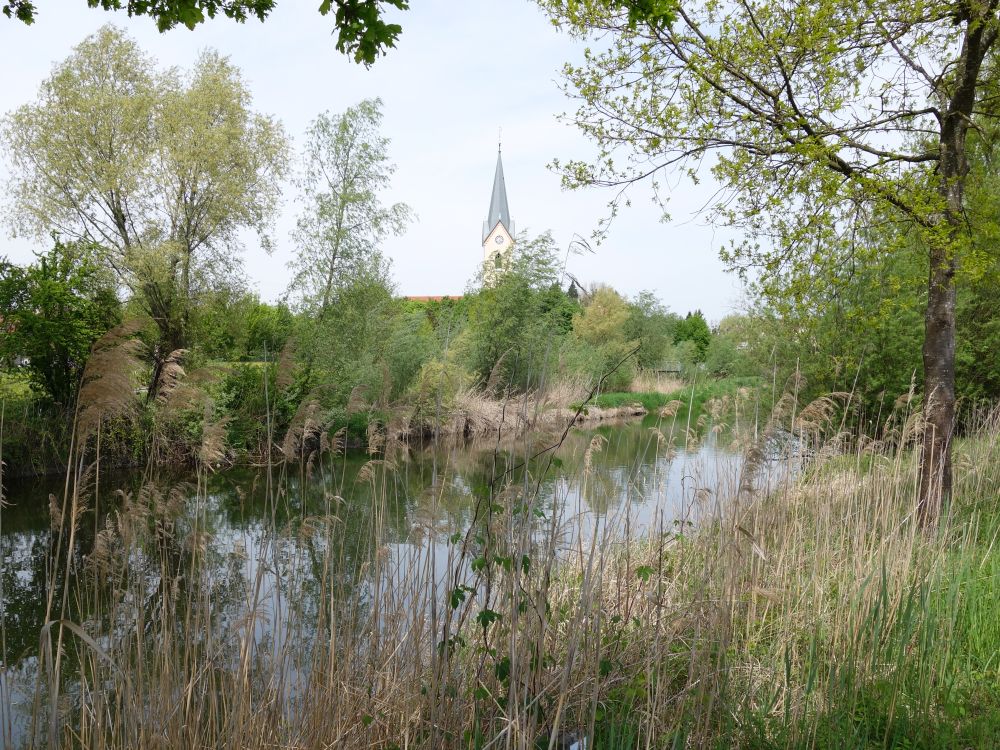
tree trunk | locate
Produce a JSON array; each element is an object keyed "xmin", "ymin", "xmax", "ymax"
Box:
[
  {"xmin": 915, "ymin": 5, "xmax": 999, "ymax": 525},
  {"xmin": 143, "ymin": 272, "xmax": 186, "ymax": 401},
  {"xmin": 918, "ymin": 241, "xmax": 957, "ymax": 525}
]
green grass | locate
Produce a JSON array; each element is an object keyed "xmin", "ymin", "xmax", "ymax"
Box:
[
  {"xmin": 586, "ymin": 390, "xmax": 676, "ymax": 411},
  {"xmin": 582, "ymin": 375, "xmax": 765, "ymax": 415}
]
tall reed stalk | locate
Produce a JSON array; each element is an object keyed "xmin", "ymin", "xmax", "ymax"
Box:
[{"xmin": 4, "ymin": 349, "xmax": 999, "ymax": 748}]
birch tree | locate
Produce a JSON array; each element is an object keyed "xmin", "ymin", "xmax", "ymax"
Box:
[{"xmin": 541, "ymin": 0, "xmax": 1000, "ymax": 524}]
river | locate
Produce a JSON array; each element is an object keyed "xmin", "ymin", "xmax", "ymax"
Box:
[{"xmin": 0, "ymin": 414, "xmax": 781, "ymax": 748}]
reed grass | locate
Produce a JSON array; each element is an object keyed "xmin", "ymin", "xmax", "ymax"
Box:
[
  {"xmin": 628, "ymin": 370, "xmax": 684, "ymax": 395},
  {"xmin": 2, "ymin": 342, "xmax": 998, "ymax": 748}
]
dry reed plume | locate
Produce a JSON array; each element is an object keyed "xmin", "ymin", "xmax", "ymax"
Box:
[
  {"xmin": 11, "ymin": 385, "xmax": 999, "ymax": 748},
  {"xmin": 629, "ymin": 369, "xmax": 684, "ymax": 395}
]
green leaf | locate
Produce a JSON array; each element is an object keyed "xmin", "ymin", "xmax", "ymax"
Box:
[
  {"xmin": 635, "ymin": 565, "xmax": 655, "ymax": 583},
  {"xmin": 450, "ymin": 587, "xmax": 468, "ymax": 609},
  {"xmin": 476, "ymin": 608, "xmax": 501, "ymax": 628},
  {"xmin": 494, "ymin": 656, "xmax": 511, "ymax": 683}
]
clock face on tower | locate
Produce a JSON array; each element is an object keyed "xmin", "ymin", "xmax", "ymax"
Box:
[{"xmin": 494, "ymin": 235, "xmax": 504, "ymax": 244}]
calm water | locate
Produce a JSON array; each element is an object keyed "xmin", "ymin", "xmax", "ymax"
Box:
[{"xmin": 0, "ymin": 415, "xmax": 777, "ymax": 747}]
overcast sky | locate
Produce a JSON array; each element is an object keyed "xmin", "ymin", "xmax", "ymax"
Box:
[{"xmin": 0, "ymin": 0, "xmax": 745, "ymax": 322}]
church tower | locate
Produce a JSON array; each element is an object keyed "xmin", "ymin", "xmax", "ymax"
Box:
[{"xmin": 482, "ymin": 146, "xmax": 515, "ymax": 281}]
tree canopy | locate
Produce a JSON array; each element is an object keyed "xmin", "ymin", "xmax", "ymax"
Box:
[
  {"xmin": 286, "ymin": 98, "xmax": 410, "ymax": 319},
  {"xmin": 0, "ymin": 239, "xmax": 121, "ymax": 407},
  {"xmin": 541, "ymin": 0, "xmax": 1000, "ymax": 522},
  {"xmin": 3, "ymin": 25, "xmax": 288, "ymax": 388},
  {"xmin": 2, "ymin": 0, "xmax": 408, "ymax": 65}
]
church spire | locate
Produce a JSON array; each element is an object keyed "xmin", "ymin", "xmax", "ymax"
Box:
[{"xmin": 483, "ymin": 146, "xmax": 513, "ymax": 243}]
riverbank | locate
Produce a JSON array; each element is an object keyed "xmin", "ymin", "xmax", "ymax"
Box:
[
  {"xmin": 6, "ymin": 390, "xmax": 996, "ymax": 748},
  {"xmin": 529, "ymin": 411, "xmax": 1000, "ymax": 746},
  {"xmin": 0, "ymin": 372, "xmax": 758, "ymax": 479}
]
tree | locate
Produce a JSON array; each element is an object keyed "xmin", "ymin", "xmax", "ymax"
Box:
[
  {"xmin": 572, "ymin": 286, "xmax": 637, "ymax": 391},
  {"xmin": 542, "ymin": 0, "xmax": 1000, "ymax": 523},
  {"xmin": 574, "ymin": 286, "xmax": 630, "ymax": 347},
  {"xmin": 673, "ymin": 311, "xmax": 711, "ymax": 362},
  {"xmin": 189, "ymin": 290, "xmax": 293, "ymax": 360},
  {"xmin": 465, "ymin": 232, "xmax": 571, "ymax": 390},
  {"xmin": 299, "ymin": 273, "xmax": 398, "ymax": 403},
  {"xmin": 624, "ymin": 290, "xmax": 679, "ymax": 369},
  {"xmin": 286, "ymin": 98, "xmax": 410, "ymax": 323},
  {"xmin": 2, "ymin": 0, "xmax": 408, "ymax": 65},
  {"xmin": 3, "ymin": 26, "xmax": 288, "ymax": 391},
  {"xmin": 704, "ymin": 315, "xmax": 753, "ymax": 378},
  {"xmin": 0, "ymin": 239, "xmax": 121, "ymax": 407}
]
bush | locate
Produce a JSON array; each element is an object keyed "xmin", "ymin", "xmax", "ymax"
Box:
[
  {"xmin": 216, "ymin": 362, "xmax": 297, "ymax": 456},
  {"xmin": 465, "ymin": 233, "xmax": 574, "ymax": 391},
  {"xmin": 572, "ymin": 287, "xmax": 638, "ymax": 393},
  {"xmin": 407, "ymin": 359, "xmax": 470, "ymax": 425},
  {"xmin": 0, "ymin": 239, "xmax": 121, "ymax": 408},
  {"xmin": 386, "ymin": 310, "xmax": 438, "ymax": 399}
]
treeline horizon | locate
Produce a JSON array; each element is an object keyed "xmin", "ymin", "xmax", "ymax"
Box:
[{"xmin": 2, "ymin": 24, "xmax": 1000, "ymax": 481}]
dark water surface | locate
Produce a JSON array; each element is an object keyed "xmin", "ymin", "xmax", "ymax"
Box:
[{"xmin": 0, "ymin": 415, "xmax": 771, "ymax": 747}]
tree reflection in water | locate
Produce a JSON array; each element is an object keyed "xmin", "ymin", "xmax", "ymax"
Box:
[{"xmin": 0, "ymin": 414, "xmax": 773, "ymax": 747}]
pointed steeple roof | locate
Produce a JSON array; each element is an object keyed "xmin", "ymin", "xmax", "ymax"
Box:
[{"xmin": 483, "ymin": 148, "xmax": 513, "ymax": 243}]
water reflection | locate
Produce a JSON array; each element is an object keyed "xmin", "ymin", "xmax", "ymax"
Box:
[{"xmin": 0, "ymin": 415, "xmax": 776, "ymax": 747}]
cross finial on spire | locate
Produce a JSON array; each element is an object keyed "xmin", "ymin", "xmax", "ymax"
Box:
[{"xmin": 498, "ymin": 126, "xmax": 502, "ymax": 152}]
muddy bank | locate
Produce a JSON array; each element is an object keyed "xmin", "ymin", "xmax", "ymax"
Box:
[{"xmin": 396, "ymin": 393, "xmax": 648, "ymax": 444}]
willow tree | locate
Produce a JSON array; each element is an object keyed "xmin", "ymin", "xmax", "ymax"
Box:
[
  {"xmin": 286, "ymin": 98, "xmax": 410, "ymax": 388},
  {"xmin": 3, "ymin": 25, "xmax": 287, "ymax": 390},
  {"xmin": 542, "ymin": 0, "xmax": 1000, "ymax": 523}
]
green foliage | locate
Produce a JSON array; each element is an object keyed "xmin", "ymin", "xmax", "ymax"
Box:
[
  {"xmin": 538, "ymin": 282, "xmax": 578, "ymax": 336},
  {"xmin": 574, "ymin": 286, "xmax": 630, "ymax": 347},
  {"xmin": 385, "ymin": 310, "xmax": 437, "ymax": 399},
  {"xmin": 406, "ymin": 359, "xmax": 470, "ymax": 425},
  {"xmin": 703, "ymin": 335, "xmax": 738, "ymax": 379},
  {"xmin": 656, "ymin": 339, "xmax": 701, "ymax": 381},
  {"xmin": 572, "ymin": 286, "xmax": 638, "ymax": 392},
  {"xmin": 190, "ymin": 290, "xmax": 293, "ymax": 361},
  {"xmin": 623, "ymin": 290, "xmax": 679, "ymax": 368},
  {"xmin": 672, "ymin": 310, "xmax": 710, "ymax": 362},
  {"xmin": 287, "ymin": 98, "xmax": 409, "ymax": 321},
  {"xmin": 586, "ymin": 391, "xmax": 673, "ymax": 411},
  {"xmin": 588, "ymin": 376, "xmax": 762, "ymax": 416},
  {"xmin": 542, "ymin": 0, "xmax": 1000, "ymax": 507},
  {"xmin": 732, "ymin": 222, "xmax": 1000, "ymax": 413},
  {"xmin": 0, "ymin": 239, "xmax": 121, "ymax": 407},
  {"xmin": 956, "ymin": 267, "xmax": 1000, "ymax": 403},
  {"xmin": 298, "ymin": 274, "xmax": 398, "ymax": 405},
  {"xmin": 3, "ymin": 25, "xmax": 288, "ymax": 365},
  {"xmin": 285, "ymin": 98, "xmax": 411, "ymax": 407},
  {"xmin": 215, "ymin": 361, "xmax": 297, "ymax": 455},
  {"xmin": 465, "ymin": 232, "xmax": 576, "ymax": 391},
  {"xmin": 4, "ymin": 0, "xmax": 409, "ymax": 66},
  {"xmin": 542, "ymin": 0, "xmax": 996, "ymax": 274},
  {"xmin": 703, "ymin": 315, "xmax": 753, "ymax": 378}
]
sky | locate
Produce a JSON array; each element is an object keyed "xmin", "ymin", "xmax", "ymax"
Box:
[{"xmin": 0, "ymin": 0, "xmax": 745, "ymax": 322}]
